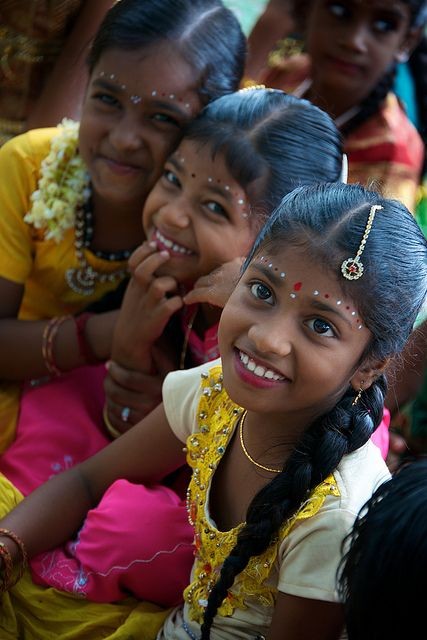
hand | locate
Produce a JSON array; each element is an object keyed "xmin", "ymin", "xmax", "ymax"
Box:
[
  {"xmin": 112, "ymin": 242, "xmax": 183, "ymax": 371},
  {"xmin": 183, "ymin": 257, "xmax": 244, "ymax": 308},
  {"xmin": 103, "ymin": 344, "xmax": 178, "ymax": 433}
]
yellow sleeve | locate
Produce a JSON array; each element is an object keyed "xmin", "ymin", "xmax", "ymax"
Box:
[{"xmin": 0, "ymin": 128, "xmax": 57, "ymax": 284}]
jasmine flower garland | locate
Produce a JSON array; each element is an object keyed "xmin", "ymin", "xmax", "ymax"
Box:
[{"xmin": 24, "ymin": 119, "xmax": 90, "ymax": 243}]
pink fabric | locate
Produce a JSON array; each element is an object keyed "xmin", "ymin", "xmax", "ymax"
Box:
[
  {"xmin": 371, "ymin": 408, "xmax": 391, "ymax": 460},
  {"xmin": 30, "ymin": 480, "xmax": 194, "ymax": 606},
  {"xmin": 0, "ymin": 364, "xmax": 109, "ymax": 496},
  {"xmin": 181, "ymin": 305, "xmax": 220, "ymax": 365}
]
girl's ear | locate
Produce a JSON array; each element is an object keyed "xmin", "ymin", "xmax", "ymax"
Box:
[
  {"xmin": 350, "ymin": 357, "xmax": 390, "ymax": 392},
  {"xmin": 395, "ymin": 27, "xmax": 423, "ymax": 63}
]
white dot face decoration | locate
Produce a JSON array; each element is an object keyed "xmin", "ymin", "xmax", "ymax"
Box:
[
  {"xmin": 97, "ymin": 73, "xmax": 193, "ymax": 111},
  {"xmin": 256, "ymin": 256, "xmax": 364, "ymax": 328}
]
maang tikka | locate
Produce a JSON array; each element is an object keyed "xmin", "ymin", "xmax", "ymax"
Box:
[{"xmin": 341, "ymin": 204, "xmax": 383, "ymax": 280}]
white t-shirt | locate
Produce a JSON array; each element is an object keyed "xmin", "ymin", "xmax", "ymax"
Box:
[{"xmin": 158, "ymin": 360, "xmax": 390, "ymax": 640}]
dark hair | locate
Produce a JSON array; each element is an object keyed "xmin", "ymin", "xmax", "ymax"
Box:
[
  {"xmin": 183, "ymin": 88, "xmax": 343, "ymax": 227},
  {"xmin": 338, "ymin": 458, "xmax": 427, "ymax": 639},
  {"xmin": 201, "ymin": 182, "xmax": 427, "ymax": 638},
  {"xmin": 291, "ymin": 0, "xmax": 427, "ymax": 158},
  {"xmin": 87, "ymin": 0, "xmax": 246, "ymax": 104}
]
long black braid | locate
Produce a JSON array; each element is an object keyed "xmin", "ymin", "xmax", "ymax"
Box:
[
  {"xmin": 200, "ymin": 378, "xmax": 386, "ymax": 638},
  {"xmin": 200, "ymin": 183, "xmax": 427, "ymax": 638}
]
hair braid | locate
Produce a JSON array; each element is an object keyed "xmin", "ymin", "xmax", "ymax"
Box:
[
  {"xmin": 341, "ymin": 65, "xmax": 396, "ymax": 136},
  {"xmin": 200, "ymin": 377, "xmax": 387, "ymax": 638}
]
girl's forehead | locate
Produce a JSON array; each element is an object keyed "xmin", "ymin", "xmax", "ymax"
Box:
[{"xmin": 91, "ymin": 46, "xmax": 202, "ymax": 114}]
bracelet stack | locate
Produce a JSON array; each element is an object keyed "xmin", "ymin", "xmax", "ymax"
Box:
[
  {"xmin": 41, "ymin": 315, "xmax": 71, "ymax": 377},
  {"xmin": 41, "ymin": 313, "xmax": 101, "ymax": 377},
  {"xmin": 0, "ymin": 528, "xmax": 28, "ymax": 592}
]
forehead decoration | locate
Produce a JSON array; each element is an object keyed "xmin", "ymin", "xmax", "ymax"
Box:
[
  {"xmin": 97, "ymin": 72, "xmax": 192, "ymax": 110},
  {"xmin": 341, "ymin": 204, "xmax": 382, "ymax": 281}
]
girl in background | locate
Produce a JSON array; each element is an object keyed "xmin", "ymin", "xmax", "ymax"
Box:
[
  {"xmin": 0, "ymin": 182, "xmax": 425, "ymax": 639},
  {"xmin": 260, "ymin": 0, "xmax": 427, "ymax": 212},
  {"xmin": 0, "ymin": 0, "xmax": 245, "ymax": 451}
]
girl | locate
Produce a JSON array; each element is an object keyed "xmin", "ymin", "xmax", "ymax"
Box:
[
  {"xmin": 0, "ymin": 182, "xmax": 426, "ymax": 640},
  {"xmin": 259, "ymin": 0, "xmax": 427, "ymax": 212},
  {"xmin": 0, "ymin": 0, "xmax": 245, "ymax": 451},
  {"xmin": 0, "ymin": 88, "xmax": 343, "ymax": 605},
  {"xmin": 339, "ymin": 459, "xmax": 427, "ymax": 639}
]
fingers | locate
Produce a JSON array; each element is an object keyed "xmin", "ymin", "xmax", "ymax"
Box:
[
  {"xmin": 104, "ymin": 362, "xmax": 164, "ymax": 431},
  {"xmin": 128, "ymin": 241, "xmax": 158, "ymax": 273}
]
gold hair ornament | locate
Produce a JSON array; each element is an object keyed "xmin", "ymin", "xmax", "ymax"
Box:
[{"xmin": 341, "ymin": 205, "xmax": 383, "ymax": 280}]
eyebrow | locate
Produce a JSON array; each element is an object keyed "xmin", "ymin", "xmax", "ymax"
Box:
[
  {"xmin": 92, "ymin": 79, "xmax": 189, "ymax": 117},
  {"xmin": 250, "ymin": 263, "xmax": 353, "ymax": 326}
]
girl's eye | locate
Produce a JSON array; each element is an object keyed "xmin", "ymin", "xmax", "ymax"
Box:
[
  {"xmin": 307, "ymin": 318, "xmax": 336, "ymax": 337},
  {"xmin": 250, "ymin": 282, "xmax": 274, "ymax": 304},
  {"xmin": 152, "ymin": 113, "xmax": 180, "ymax": 127},
  {"xmin": 327, "ymin": 2, "xmax": 348, "ymax": 18},
  {"xmin": 163, "ymin": 169, "xmax": 180, "ymax": 187},
  {"xmin": 93, "ymin": 92, "xmax": 120, "ymax": 108},
  {"xmin": 206, "ymin": 201, "xmax": 228, "ymax": 218},
  {"xmin": 373, "ymin": 17, "xmax": 398, "ymax": 33}
]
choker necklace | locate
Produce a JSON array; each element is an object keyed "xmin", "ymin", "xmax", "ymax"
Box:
[
  {"xmin": 65, "ymin": 199, "xmax": 130, "ymax": 296},
  {"xmin": 239, "ymin": 410, "xmax": 281, "ymax": 474},
  {"xmin": 81, "ymin": 196, "xmax": 136, "ymax": 261}
]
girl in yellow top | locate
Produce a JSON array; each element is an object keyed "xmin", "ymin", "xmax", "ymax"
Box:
[{"xmin": 0, "ymin": 0, "xmax": 246, "ymax": 451}]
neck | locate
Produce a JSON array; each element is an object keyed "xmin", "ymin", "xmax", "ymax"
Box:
[{"xmin": 91, "ymin": 191, "xmax": 145, "ymax": 253}]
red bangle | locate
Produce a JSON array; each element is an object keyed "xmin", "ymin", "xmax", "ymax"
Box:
[{"xmin": 74, "ymin": 313, "xmax": 99, "ymax": 364}]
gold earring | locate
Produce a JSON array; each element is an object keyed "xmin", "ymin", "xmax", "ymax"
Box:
[{"xmin": 352, "ymin": 381, "xmax": 364, "ymax": 406}]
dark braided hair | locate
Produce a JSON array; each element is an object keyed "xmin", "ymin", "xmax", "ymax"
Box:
[
  {"xmin": 201, "ymin": 182, "xmax": 427, "ymax": 638},
  {"xmin": 289, "ymin": 1, "xmax": 427, "ymax": 140}
]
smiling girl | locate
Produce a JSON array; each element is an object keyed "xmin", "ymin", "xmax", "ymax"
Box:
[
  {"xmin": 0, "ymin": 0, "xmax": 245, "ymax": 451},
  {"xmin": 260, "ymin": 0, "xmax": 427, "ymax": 212},
  {"xmin": 0, "ymin": 182, "xmax": 425, "ymax": 640}
]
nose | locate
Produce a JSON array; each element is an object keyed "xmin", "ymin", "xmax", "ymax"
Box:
[
  {"xmin": 340, "ymin": 21, "xmax": 369, "ymax": 54},
  {"xmin": 109, "ymin": 113, "xmax": 145, "ymax": 152},
  {"xmin": 158, "ymin": 197, "xmax": 191, "ymax": 230},
  {"xmin": 247, "ymin": 317, "xmax": 292, "ymax": 358}
]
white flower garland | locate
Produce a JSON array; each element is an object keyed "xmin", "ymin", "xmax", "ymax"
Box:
[{"xmin": 24, "ymin": 118, "xmax": 90, "ymax": 243}]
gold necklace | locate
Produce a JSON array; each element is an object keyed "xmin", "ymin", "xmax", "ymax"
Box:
[{"xmin": 239, "ymin": 410, "xmax": 281, "ymax": 474}]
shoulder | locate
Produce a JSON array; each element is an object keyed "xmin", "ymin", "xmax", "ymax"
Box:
[
  {"xmin": 334, "ymin": 440, "xmax": 390, "ymax": 515},
  {"xmin": 261, "ymin": 53, "xmax": 311, "ymax": 93},
  {"xmin": 162, "ymin": 358, "xmax": 222, "ymax": 442},
  {"xmin": 0, "ymin": 127, "xmax": 61, "ymax": 191},
  {"xmin": 345, "ymin": 93, "xmax": 424, "ymax": 169}
]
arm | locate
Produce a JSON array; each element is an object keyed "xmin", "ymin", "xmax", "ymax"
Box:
[
  {"xmin": 26, "ymin": 1, "xmax": 115, "ymax": 129},
  {"xmin": 0, "ymin": 402, "xmax": 185, "ymax": 565},
  {"xmin": 0, "ymin": 276, "xmax": 118, "ymax": 380},
  {"xmin": 267, "ymin": 593, "xmax": 344, "ymax": 640}
]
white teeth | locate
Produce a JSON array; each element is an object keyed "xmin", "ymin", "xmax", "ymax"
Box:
[
  {"xmin": 155, "ymin": 230, "xmax": 192, "ymax": 255},
  {"xmin": 239, "ymin": 350, "xmax": 285, "ymax": 381}
]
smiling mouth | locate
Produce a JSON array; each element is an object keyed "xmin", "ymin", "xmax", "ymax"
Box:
[
  {"xmin": 154, "ymin": 229, "xmax": 193, "ymax": 255},
  {"xmin": 238, "ymin": 349, "xmax": 286, "ymax": 381}
]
